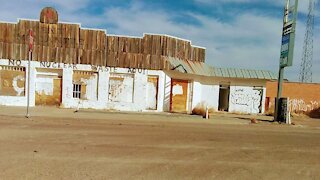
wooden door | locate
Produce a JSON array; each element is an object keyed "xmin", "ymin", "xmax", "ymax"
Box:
[{"xmin": 170, "ymin": 79, "xmax": 189, "ymax": 113}]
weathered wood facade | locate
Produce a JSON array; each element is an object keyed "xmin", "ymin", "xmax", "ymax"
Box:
[{"xmin": 0, "ymin": 7, "xmax": 206, "ymax": 70}]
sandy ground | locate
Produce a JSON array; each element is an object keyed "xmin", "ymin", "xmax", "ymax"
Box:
[{"xmin": 0, "ymin": 106, "xmax": 320, "ymax": 180}]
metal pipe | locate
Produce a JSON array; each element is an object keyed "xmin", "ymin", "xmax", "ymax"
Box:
[
  {"xmin": 26, "ymin": 29, "xmax": 33, "ymax": 118},
  {"xmin": 26, "ymin": 51, "xmax": 31, "ymax": 118}
]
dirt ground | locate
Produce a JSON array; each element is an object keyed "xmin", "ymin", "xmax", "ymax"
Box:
[{"xmin": 0, "ymin": 106, "xmax": 320, "ymax": 180}]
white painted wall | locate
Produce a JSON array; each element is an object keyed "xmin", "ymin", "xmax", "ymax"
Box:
[
  {"xmin": 0, "ymin": 59, "xmax": 268, "ymax": 114},
  {"xmin": 229, "ymin": 86, "xmax": 265, "ymax": 114},
  {"xmin": 109, "ymin": 73, "xmax": 134, "ymax": 103},
  {"xmin": 82, "ymin": 73, "xmax": 98, "ymax": 101},
  {"xmin": 191, "ymin": 81, "xmax": 202, "ymax": 110},
  {"xmin": 191, "ymin": 82, "xmax": 219, "ymax": 112},
  {"xmin": 163, "ymin": 74, "xmax": 172, "ymax": 112},
  {"xmin": 201, "ymin": 84, "xmax": 220, "ymax": 111}
]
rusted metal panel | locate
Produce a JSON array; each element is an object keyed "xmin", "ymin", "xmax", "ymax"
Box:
[
  {"xmin": 0, "ymin": 66, "xmax": 25, "ymax": 96},
  {"xmin": 170, "ymin": 79, "xmax": 189, "ymax": 113},
  {"xmin": 147, "ymin": 76, "xmax": 159, "ymax": 110}
]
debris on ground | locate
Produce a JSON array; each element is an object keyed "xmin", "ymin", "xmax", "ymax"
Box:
[{"xmin": 250, "ymin": 118, "xmax": 258, "ymax": 124}]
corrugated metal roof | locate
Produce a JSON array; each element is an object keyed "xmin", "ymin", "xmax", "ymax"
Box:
[
  {"xmin": 210, "ymin": 67, "xmax": 277, "ymax": 80},
  {"xmin": 167, "ymin": 57, "xmax": 277, "ymax": 80}
]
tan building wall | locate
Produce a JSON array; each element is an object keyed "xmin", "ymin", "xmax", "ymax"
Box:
[{"xmin": 266, "ymin": 81, "xmax": 320, "ymax": 113}]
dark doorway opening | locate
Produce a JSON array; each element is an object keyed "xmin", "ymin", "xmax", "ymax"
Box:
[{"xmin": 219, "ymin": 85, "xmax": 230, "ymax": 112}]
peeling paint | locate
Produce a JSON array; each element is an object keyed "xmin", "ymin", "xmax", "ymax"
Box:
[
  {"xmin": 109, "ymin": 74, "xmax": 134, "ymax": 103},
  {"xmin": 172, "ymin": 84, "xmax": 183, "ymax": 96},
  {"xmin": 12, "ymin": 75, "xmax": 25, "ymax": 96},
  {"xmin": 36, "ymin": 77, "xmax": 54, "ymax": 96},
  {"xmin": 147, "ymin": 76, "xmax": 158, "ymax": 110}
]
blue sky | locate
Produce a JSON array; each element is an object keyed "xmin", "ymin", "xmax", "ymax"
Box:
[{"xmin": 0, "ymin": 0, "xmax": 319, "ymax": 82}]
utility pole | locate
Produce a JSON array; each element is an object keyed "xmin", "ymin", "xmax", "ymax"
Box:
[
  {"xmin": 26, "ymin": 29, "xmax": 33, "ymax": 118},
  {"xmin": 274, "ymin": 0, "xmax": 298, "ymax": 122},
  {"xmin": 299, "ymin": 0, "xmax": 315, "ymax": 83}
]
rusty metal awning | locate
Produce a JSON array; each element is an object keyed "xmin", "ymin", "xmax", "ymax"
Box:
[{"xmin": 167, "ymin": 57, "xmax": 277, "ymax": 80}]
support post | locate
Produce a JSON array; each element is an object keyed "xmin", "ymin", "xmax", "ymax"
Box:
[
  {"xmin": 274, "ymin": 67, "xmax": 284, "ymax": 121},
  {"xmin": 274, "ymin": 0, "xmax": 298, "ymax": 122},
  {"xmin": 26, "ymin": 51, "xmax": 31, "ymax": 118},
  {"xmin": 26, "ymin": 29, "xmax": 33, "ymax": 118}
]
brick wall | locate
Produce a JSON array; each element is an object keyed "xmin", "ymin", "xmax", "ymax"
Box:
[{"xmin": 266, "ymin": 81, "xmax": 320, "ymax": 113}]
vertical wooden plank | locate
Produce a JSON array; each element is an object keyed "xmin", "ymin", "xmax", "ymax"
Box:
[
  {"xmin": 75, "ymin": 25, "xmax": 80, "ymax": 49},
  {"xmin": 0, "ymin": 42, "xmax": 3, "ymax": 59},
  {"xmin": 92, "ymin": 30, "xmax": 97, "ymax": 50},
  {"xmin": 0, "ymin": 23, "xmax": 3, "ymax": 43}
]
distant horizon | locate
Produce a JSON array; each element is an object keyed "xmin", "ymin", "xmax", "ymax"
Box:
[{"xmin": 0, "ymin": 0, "xmax": 319, "ymax": 82}]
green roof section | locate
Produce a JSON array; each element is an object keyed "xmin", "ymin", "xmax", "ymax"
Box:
[
  {"xmin": 211, "ymin": 67, "xmax": 277, "ymax": 80},
  {"xmin": 167, "ymin": 57, "xmax": 277, "ymax": 80}
]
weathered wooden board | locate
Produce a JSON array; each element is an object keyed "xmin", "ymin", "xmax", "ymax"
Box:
[{"xmin": 0, "ymin": 18, "xmax": 206, "ymax": 69}]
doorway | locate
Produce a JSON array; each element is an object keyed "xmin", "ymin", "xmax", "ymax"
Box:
[
  {"xmin": 170, "ymin": 79, "xmax": 189, "ymax": 113},
  {"xmin": 218, "ymin": 85, "xmax": 230, "ymax": 112}
]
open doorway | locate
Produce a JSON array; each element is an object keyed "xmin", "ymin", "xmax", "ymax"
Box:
[{"xmin": 218, "ymin": 85, "xmax": 230, "ymax": 112}]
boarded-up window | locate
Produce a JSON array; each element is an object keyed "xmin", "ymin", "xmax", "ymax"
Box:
[
  {"xmin": 0, "ymin": 66, "xmax": 25, "ymax": 96},
  {"xmin": 35, "ymin": 69, "xmax": 62, "ymax": 106},
  {"xmin": 109, "ymin": 73, "xmax": 134, "ymax": 103},
  {"xmin": 73, "ymin": 71, "xmax": 98, "ymax": 100},
  {"xmin": 147, "ymin": 76, "xmax": 159, "ymax": 110}
]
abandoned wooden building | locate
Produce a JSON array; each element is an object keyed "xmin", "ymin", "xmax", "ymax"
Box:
[{"xmin": 0, "ymin": 7, "xmax": 277, "ymax": 114}]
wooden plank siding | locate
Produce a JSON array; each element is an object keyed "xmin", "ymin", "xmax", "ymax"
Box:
[{"xmin": 0, "ymin": 17, "xmax": 205, "ymax": 69}]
